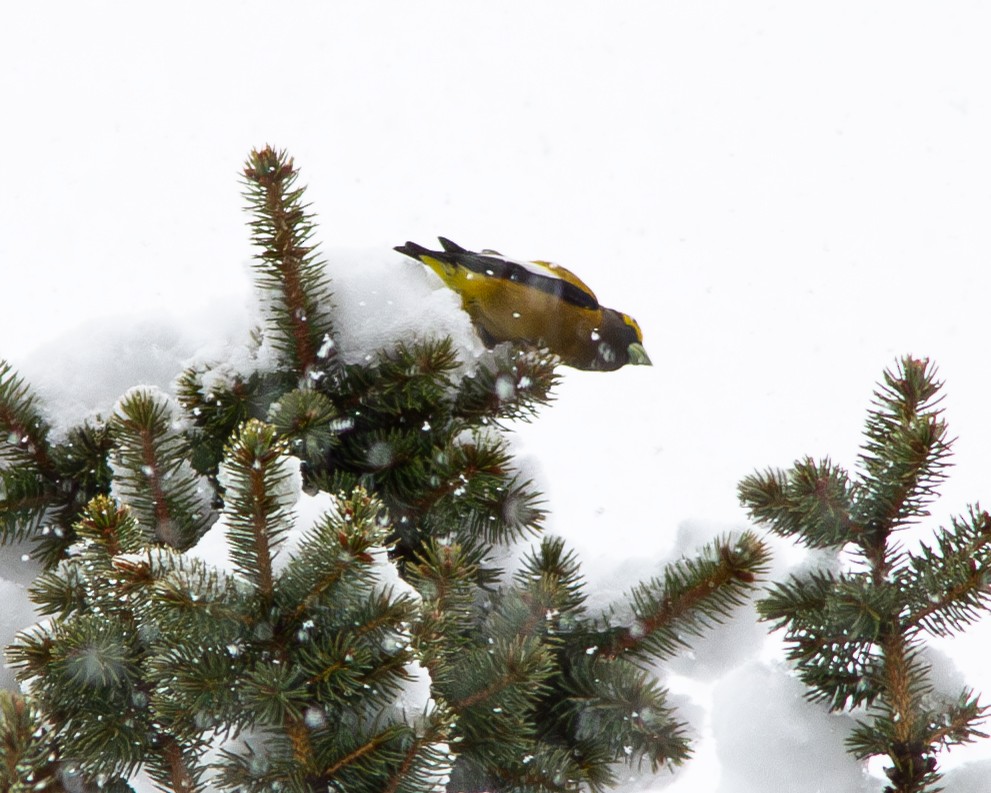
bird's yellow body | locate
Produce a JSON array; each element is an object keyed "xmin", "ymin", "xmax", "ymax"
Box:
[{"xmin": 394, "ymin": 238, "xmax": 650, "ymax": 371}]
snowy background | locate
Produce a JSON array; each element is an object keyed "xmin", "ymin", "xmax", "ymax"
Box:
[{"xmin": 4, "ymin": 3, "xmax": 991, "ymax": 791}]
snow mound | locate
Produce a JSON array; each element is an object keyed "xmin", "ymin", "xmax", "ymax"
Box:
[
  {"xmin": 12, "ymin": 247, "xmax": 481, "ymax": 441},
  {"xmin": 15, "ymin": 315, "xmax": 206, "ymax": 441},
  {"xmin": 712, "ymin": 661, "xmax": 876, "ymax": 793},
  {"xmin": 323, "ymin": 247, "xmax": 483, "ymax": 367}
]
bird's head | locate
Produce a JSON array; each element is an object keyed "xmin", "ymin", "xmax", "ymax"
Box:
[{"xmin": 591, "ymin": 309, "xmax": 652, "ymax": 371}]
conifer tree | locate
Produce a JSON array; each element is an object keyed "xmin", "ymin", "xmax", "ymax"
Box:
[
  {"xmin": 0, "ymin": 146, "xmax": 769, "ymax": 792},
  {"xmin": 739, "ymin": 357, "xmax": 990, "ymax": 793}
]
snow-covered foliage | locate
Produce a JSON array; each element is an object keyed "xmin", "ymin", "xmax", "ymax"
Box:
[
  {"xmin": 4, "ymin": 5, "xmax": 991, "ymax": 792},
  {"xmin": 0, "ymin": 242, "xmax": 987, "ymax": 791}
]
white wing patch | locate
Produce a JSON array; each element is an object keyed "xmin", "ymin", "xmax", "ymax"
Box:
[{"xmin": 484, "ymin": 253, "xmax": 568, "ymax": 284}]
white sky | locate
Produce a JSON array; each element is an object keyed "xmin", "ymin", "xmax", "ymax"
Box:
[{"xmin": 3, "ymin": 4, "xmax": 991, "ymax": 791}]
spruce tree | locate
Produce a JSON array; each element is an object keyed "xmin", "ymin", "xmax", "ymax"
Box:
[
  {"xmin": 739, "ymin": 357, "xmax": 990, "ymax": 793},
  {"xmin": 0, "ymin": 146, "xmax": 769, "ymax": 792}
]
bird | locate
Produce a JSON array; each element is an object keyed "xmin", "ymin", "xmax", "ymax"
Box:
[{"xmin": 394, "ymin": 237, "xmax": 651, "ymax": 371}]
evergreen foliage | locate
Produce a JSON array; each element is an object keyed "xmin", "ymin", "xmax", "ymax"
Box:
[
  {"xmin": 0, "ymin": 362, "xmax": 114, "ymax": 565},
  {"xmin": 739, "ymin": 357, "xmax": 991, "ymax": 793},
  {"xmin": 0, "ymin": 690, "xmax": 62, "ymax": 792},
  {"xmin": 241, "ymin": 145, "xmax": 337, "ymax": 379},
  {"xmin": 111, "ymin": 387, "xmax": 214, "ymax": 550},
  {"xmin": 0, "ymin": 145, "xmax": 769, "ymax": 792}
]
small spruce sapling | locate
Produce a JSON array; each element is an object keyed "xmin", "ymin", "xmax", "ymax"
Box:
[{"xmin": 739, "ymin": 357, "xmax": 990, "ymax": 793}]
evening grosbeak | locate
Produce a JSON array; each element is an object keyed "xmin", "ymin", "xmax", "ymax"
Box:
[{"xmin": 394, "ymin": 238, "xmax": 651, "ymax": 371}]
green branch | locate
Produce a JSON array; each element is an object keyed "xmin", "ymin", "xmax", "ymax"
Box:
[
  {"xmin": 742, "ymin": 357, "xmax": 990, "ymax": 793},
  {"xmin": 242, "ymin": 146, "xmax": 336, "ymax": 377}
]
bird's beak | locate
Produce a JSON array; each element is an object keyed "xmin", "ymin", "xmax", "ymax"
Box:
[{"xmin": 627, "ymin": 343, "xmax": 652, "ymax": 366}]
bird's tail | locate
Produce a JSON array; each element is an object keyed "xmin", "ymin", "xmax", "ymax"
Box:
[
  {"xmin": 394, "ymin": 240, "xmax": 439, "ymax": 261},
  {"xmin": 394, "ymin": 238, "xmax": 467, "ymax": 283},
  {"xmin": 438, "ymin": 237, "xmax": 467, "ymax": 254},
  {"xmin": 394, "ymin": 237, "xmax": 469, "ymax": 263}
]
